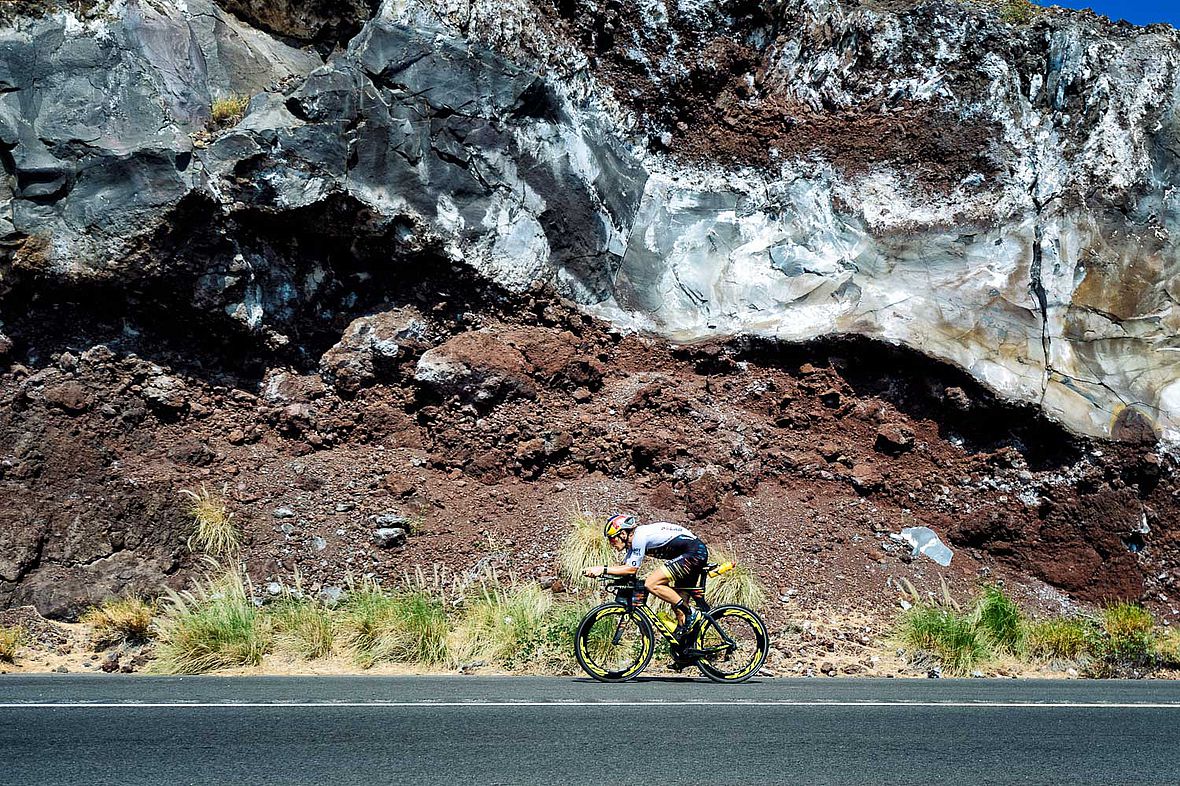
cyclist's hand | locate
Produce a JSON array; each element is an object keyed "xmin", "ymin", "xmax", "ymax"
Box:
[{"xmin": 583, "ymin": 566, "xmax": 605, "ymax": 578}]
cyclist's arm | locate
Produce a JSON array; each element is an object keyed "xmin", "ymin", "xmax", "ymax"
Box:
[
  {"xmin": 613, "ymin": 541, "xmax": 646, "ymax": 576},
  {"xmin": 585, "ymin": 542, "xmax": 645, "ymax": 577}
]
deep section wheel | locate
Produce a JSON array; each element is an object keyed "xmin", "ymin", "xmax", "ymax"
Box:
[
  {"xmin": 694, "ymin": 605, "xmax": 770, "ymax": 683},
  {"xmin": 575, "ymin": 603, "xmax": 654, "ymax": 682}
]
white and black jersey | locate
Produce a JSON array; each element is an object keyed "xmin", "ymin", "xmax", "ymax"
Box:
[{"xmin": 623, "ymin": 522, "xmax": 701, "ymax": 570}]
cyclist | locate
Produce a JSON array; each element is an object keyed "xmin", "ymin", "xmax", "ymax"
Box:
[{"xmin": 583, "ymin": 514, "xmax": 708, "ymax": 640}]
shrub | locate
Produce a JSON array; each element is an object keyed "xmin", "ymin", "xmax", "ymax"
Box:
[
  {"xmin": 81, "ymin": 597, "xmax": 156, "ymax": 647},
  {"xmin": 336, "ymin": 583, "xmax": 448, "ymax": 668},
  {"xmin": 448, "ymin": 582, "xmax": 591, "ymax": 673},
  {"xmin": 898, "ymin": 605, "xmax": 990, "ymax": 675},
  {"xmin": 998, "ymin": 0, "xmax": 1034, "ymax": 24},
  {"xmin": 1097, "ymin": 602, "xmax": 1156, "ymax": 670},
  {"xmin": 971, "ymin": 585, "xmax": 1025, "ymax": 655},
  {"xmin": 1026, "ymin": 617, "xmax": 1091, "ymax": 660},
  {"xmin": 704, "ymin": 547, "xmax": 767, "ymax": 611},
  {"xmin": 973, "ymin": 0, "xmax": 1035, "ymax": 24},
  {"xmin": 533, "ymin": 601, "xmax": 594, "ymax": 674},
  {"xmin": 0, "ymin": 625, "xmax": 23, "ymax": 663},
  {"xmin": 449, "ymin": 583, "xmax": 552, "ymax": 669},
  {"xmin": 558, "ymin": 508, "xmax": 614, "ymax": 591},
  {"xmin": 152, "ymin": 568, "xmax": 271, "ymax": 674},
  {"xmin": 269, "ymin": 598, "xmax": 334, "ymax": 660},
  {"xmin": 181, "ymin": 485, "xmax": 241, "ymax": 557},
  {"xmin": 210, "ymin": 94, "xmax": 250, "ymax": 128},
  {"xmin": 1155, "ymin": 629, "xmax": 1180, "ymax": 668}
]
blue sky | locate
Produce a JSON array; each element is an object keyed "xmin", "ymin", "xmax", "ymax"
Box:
[{"xmin": 1040, "ymin": 1, "xmax": 1180, "ymax": 27}]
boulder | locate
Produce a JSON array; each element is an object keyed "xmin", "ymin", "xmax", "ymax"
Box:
[
  {"xmin": 414, "ymin": 332, "xmax": 536, "ymax": 407},
  {"xmin": 372, "ymin": 527, "xmax": 407, "ymax": 548},
  {"xmin": 320, "ymin": 309, "xmax": 429, "ymax": 394},
  {"xmin": 875, "ymin": 424, "xmax": 915, "ymax": 455},
  {"xmin": 372, "ymin": 513, "xmax": 412, "ymax": 529},
  {"xmin": 141, "ymin": 376, "xmax": 188, "ymax": 415},
  {"xmin": 43, "ymin": 382, "xmax": 92, "ymax": 414},
  {"xmin": 212, "ymin": 0, "xmax": 376, "ymax": 49},
  {"xmin": 685, "ymin": 470, "xmax": 723, "ymax": 520}
]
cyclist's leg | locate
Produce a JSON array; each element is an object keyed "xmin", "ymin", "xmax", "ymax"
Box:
[
  {"xmin": 658, "ymin": 543, "xmax": 707, "ymax": 623},
  {"xmin": 643, "ymin": 565, "xmax": 687, "ymax": 621}
]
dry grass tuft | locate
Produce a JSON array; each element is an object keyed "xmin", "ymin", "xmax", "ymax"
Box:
[
  {"xmin": 558, "ymin": 507, "xmax": 614, "ymax": 591},
  {"xmin": 181, "ymin": 485, "xmax": 241, "ymax": 557},
  {"xmin": 1025, "ymin": 617, "xmax": 1090, "ymax": 660},
  {"xmin": 449, "ymin": 580, "xmax": 592, "ymax": 673},
  {"xmin": 269, "ymin": 598, "xmax": 334, "ymax": 660},
  {"xmin": 704, "ymin": 546, "xmax": 767, "ymax": 610},
  {"xmin": 0, "ymin": 625, "xmax": 23, "ymax": 663},
  {"xmin": 1156, "ymin": 628, "xmax": 1180, "ymax": 669},
  {"xmin": 210, "ymin": 94, "xmax": 250, "ymax": 128},
  {"xmin": 974, "ymin": 0, "xmax": 1036, "ymax": 24},
  {"xmin": 1096, "ymin": 602, "xmax": 1156, "ymax": 671},
  {"xmin": 81, "ymin": 597, "xmax": 156, "ymax": 647}
]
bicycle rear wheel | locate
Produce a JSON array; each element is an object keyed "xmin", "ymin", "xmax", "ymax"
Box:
[
  {"xmin": 575, "ymin": 603, "xmax": 654, "ymax": 682},
  {"xmin": 694, "ymin": 605, "xmax": 769, "ymax": 683}
]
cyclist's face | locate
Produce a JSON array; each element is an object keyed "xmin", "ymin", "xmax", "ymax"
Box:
[{"xmin": 608, "ymin": 533, "xmax": 624, "ymax": 550}]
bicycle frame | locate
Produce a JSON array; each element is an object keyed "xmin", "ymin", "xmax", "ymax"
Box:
[{"xmin": 607, "ymin": 580, "xmax": 737, "ymax": 659}]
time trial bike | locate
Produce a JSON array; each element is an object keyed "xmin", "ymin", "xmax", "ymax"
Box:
[{"xmin": 574, "ymin": 562, "xmax": 770, "ymax": 683}]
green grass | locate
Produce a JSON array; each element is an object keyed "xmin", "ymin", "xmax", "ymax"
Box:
[
  {"xmin": 269, "ymin": 598, "xmax": 334, "ymax": 660},
  {"xmin": 81, "ymin": 597, "xmax": 156, "ymax": 648},
  {"xmin": 971, "ymin": 585, "xmax": 1025, "ymax": 655},
  {"xmin": 1096, "ymin": 602, "xmax": 1156, "ymax": 671},
  {"xmin": 0, "ymin": 625, "xmax": 22, "ymax": 663},
  {"xmin": 1155, "ymin": 629, "xmax": 1180, "ymax": 669},
  {"xmin": 336, "ymin": 583, "xmax": 448, "ymax": 668},
  {"xmin": 448, "ymin": 582, "xmax": 592, "ymax": 673},
  {"xmin": 181, "ymin": 485, "xmax": 241, "ymax": 557},
  {"xmin": 210, "ymin": 94, "xmax": 250, "ymax": 127},
  {"xmin": 705, "ymin": 546, "xmax": 767, "ymax": 611},
  {"xmin": 898, "ymin": 605, "xmax": 991, "ymax": 675},
  {"xmin": 972, "ymin": 0, "xmax": 1036, "ymax": 24},
  {"xmin": 899, "ymin": 585, "xmax": 1174, "ymax": 677},
  {"xmin": 1026, "ymin": 617, "xmax": 1091, "ymax": 660},
  {"xmin": 532, "ymin": 601, "xmax": 594, "ymax": 674},
  {"xmin": 152, "ymin": 568, "xmax": 271, "ymax": 674},
  {"xmin": 449, "ymin": 583, "xmax": 551, "ymax": 669},
  {"xmin": 557, "ymin": 509, "xmax": 614, "ymax": 591}
]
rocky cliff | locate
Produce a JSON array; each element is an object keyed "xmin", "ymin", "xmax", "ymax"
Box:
[{"xmin": 0, "ymin": 0, "xmax": 1177, "ymax": 619}]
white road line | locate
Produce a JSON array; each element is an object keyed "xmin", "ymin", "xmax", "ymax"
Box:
[{"xmin": 2, "ymin": 701, "xmax": 1180, "ymax": 709}]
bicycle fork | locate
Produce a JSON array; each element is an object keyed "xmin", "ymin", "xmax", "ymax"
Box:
[{"xmin": 611, "ymin": 616, "xmax": 628, "ymax": 646}]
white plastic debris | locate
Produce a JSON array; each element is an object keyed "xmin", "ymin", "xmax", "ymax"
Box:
[{"xmin": 890, "ymin": 526, "xmax": 953, "ymax": 566}]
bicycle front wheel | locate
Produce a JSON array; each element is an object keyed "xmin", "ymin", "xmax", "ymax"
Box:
[
  {"xmin": 575, "ymin": 603, "xmax": 654, "ymax": 682},
  {"xmin": 694, "ymin": 605, "xmax": 770, "ymax": 683}
]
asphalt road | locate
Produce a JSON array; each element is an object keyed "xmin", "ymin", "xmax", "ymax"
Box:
[{"xmin": 2, "ymin": 675, "xmax": 1179, "ymax": 785}]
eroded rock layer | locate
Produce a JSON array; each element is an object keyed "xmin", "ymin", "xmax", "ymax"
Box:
[
  {"xmin": 2, "ymin": 0, "xmax": 1179, "ymax": 442},
  {"xmin": 0, "ymin": 0, "xmax": 1178, "ymax": 617}
]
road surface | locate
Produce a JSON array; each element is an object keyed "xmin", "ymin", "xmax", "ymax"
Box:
[{"xmin": 2, "ymin": 675, "xmax": 1178, "ymax": 784}]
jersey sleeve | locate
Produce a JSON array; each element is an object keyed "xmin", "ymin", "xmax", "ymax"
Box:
[{"xmin": 624, "ymin": 534, "xmax": 647, "ymax": 569}]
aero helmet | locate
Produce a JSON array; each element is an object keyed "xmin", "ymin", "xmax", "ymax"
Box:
[{"xmin": 604, "ymin": 514, "xmax": 638, "ymax": 539}]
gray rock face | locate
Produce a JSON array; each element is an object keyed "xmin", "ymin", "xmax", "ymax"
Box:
[
  {"xmin": 1, "ymin": 0, "xmax": 1178, "ymax": 443},
  {"xmin": 0, "ymin": 0, "xmax": 319, "ymax": 296}
]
